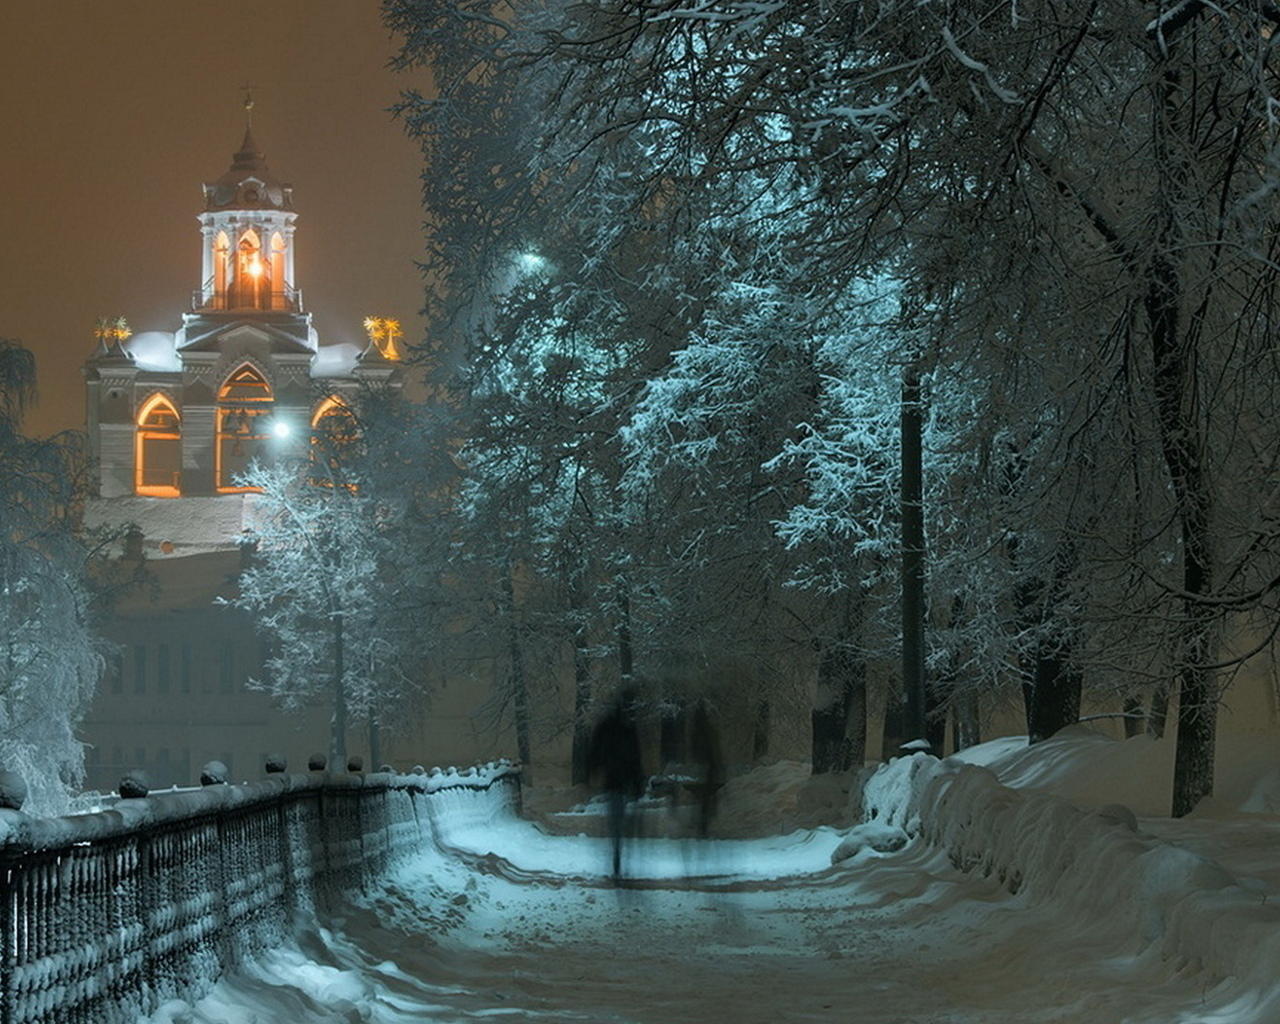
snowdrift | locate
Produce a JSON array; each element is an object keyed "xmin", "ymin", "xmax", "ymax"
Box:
[{"xmin": 862, "ymin": 750, "xmax": 1280, "ymax": 1013}]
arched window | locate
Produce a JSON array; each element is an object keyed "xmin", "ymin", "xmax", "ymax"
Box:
[
  {"xmin": 136, "ymin": 394, "xmax": 181, "ymax": 497},
  {"xmin": 230, "ymin": 229, "xmax": 266, "ymax": 309},
  {"xmin": 270, "ymin": 232, "xmax": 287, "ymax": 310},
  {"xmin": 212, "ymin": 231, "xmax": 230, "ymax": 308},
  {"xmin": 309, "ymin": 396, "xmax": 359, "ymax": 489},
  {"xmin": 216, "ymin": 364, "xmax": 273, "ymax": 492}
]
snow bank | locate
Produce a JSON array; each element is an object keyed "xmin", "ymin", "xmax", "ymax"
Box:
[
  {"xmin": 951, "ymin": 727, "xmax": 1175, "ymax": 815},
  {"xmin": 862, "ymin": 753, "xmax": 1280, "ymax": 1008}
]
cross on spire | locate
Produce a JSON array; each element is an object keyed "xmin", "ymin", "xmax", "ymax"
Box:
[{"xmin": 241, "ymin": 84, "xmax": 255, "ymax": 127}]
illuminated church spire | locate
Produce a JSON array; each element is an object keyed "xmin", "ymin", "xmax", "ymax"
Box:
[{"xmin": 195, "ymin": 98, "xmax": 299, "ymax": 313}]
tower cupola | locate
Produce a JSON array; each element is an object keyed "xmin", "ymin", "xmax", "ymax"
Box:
[
  {"xmin": 202, "ymin": 127, "xmax": 294, "ymax": 212},
  {"xmin": 195, "ymin": 104, "xmax": 300, "ymax": 314}
]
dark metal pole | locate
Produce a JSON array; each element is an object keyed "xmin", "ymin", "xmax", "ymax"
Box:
[{"xmin": 901, "ymin": 365, "xmax": 927, "ymax": 747}]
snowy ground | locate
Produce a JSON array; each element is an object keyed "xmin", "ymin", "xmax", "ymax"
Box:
[{"xmin": 148, "ymin": 733, "xmax": 1280, "ymax": 1024}]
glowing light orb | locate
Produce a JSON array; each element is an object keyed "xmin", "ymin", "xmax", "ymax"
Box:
[{"xmin": 270, "ymin": 419, "xmax": 291, "ymax": 439}]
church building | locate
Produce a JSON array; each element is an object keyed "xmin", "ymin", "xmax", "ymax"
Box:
[
  {"xmin": 84, "ymin": 124, "xmax": 400, "ymax": 500},
  {"xmin": 77, "ymin": 121, "xmax": 424, "ymax": 793}
]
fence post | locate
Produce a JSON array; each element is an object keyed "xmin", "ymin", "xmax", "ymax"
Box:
[
  {"xmin": 276, "ymin": 789, "xmax": 294, "ymax": 929},
  {"xmin": 0, "ymin": 855, "xmax": 15, "ymax": 1024}
]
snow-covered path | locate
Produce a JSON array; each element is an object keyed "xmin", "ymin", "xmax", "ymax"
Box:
[{"xmin": 151, "ymin": 813, "xmax": 1256, "ymax": 1024}]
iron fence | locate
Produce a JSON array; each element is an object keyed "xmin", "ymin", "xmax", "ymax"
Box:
[{"xmin": 0, "ymin": 764, "xmax": 518, "ymax": 1023}]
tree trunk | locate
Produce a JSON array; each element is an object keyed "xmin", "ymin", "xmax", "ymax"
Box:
[
  {"xmin": 880, "ymin": 694, "xmax": 905, "ymax": 761},
  {"xmin": 1027, "ymin": 545, "xmax": 1083, "ymax": 743},
  {"xmin": 811, "ymin": 645, "xmax": 845, "ymax": 774},
  {"xmin": 1122, "ymin": 695, "xmax": 1145, "ymax": 738},
  {"xmin": 1014, "ymin": 572, "xmax": 1042, "ymax": 740},
  {"xmin": 751, "ymin": 699, "xmax": 771, "ymax": 761},
  {"xmin": 812, "ymin": 650, "xmax": 868, "ymax": 773},
  {"xmin": 659, "ymin": 697, "xmax": 686, "ymax": 770},
  {"xmin": 1013, "ymin": 541, "xmax": 1083, "ymax": 744},
  {"xmin": 900, "ymin": 365, "xmax": 928, "ymax": 747},
  {"xmin": 925, "ymin": 681, "xmax": 948, "ymax": 756},
  {"xmin": 1030, "ymin": 643, "xmax": 1082, "ymax": 743},
  {"xmin": 615, "ymin": 578, "xmax": 634, "ymax": 686},
  {"xmin": 501, "ymin": 567, "xmax": 532, "ymax": 770},
  {"xmin": 369, "ymin": 717, "xmax": 381, "ymax": 772},
  {"xmin": 1146, "ymin": 62, "xmax": 1216, "ymax": 817},
  {"xmin": 570, "ymin": 630, "xmax": 592, "ymax": 786},
  {"xmin": 953, "ymin": 691, "xmax": 981, "ymax": 752},
  {"xmin": 811, "ymin": 588, "xmax": 869, "ymax": 774},
  {"xmin": 569, "ymin": 575, "xmax": 593, "ymax": 786},
  {"xmin": 1146, "ymin": 683, "xmax": 1171, "ymax": 739}
]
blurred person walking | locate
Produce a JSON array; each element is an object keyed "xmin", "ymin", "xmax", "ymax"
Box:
[
  {"xmin": 587, "ymin": 687, "xmax": 645, "ymax": 880},
  {"xmin": 689, "ymin": 699, "xmax": 723, "ymax": 839}
]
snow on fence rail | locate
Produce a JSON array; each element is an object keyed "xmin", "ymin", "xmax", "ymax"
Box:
[
  {"xmin": 0, "ymin": 761, "xmax": 520, "ymax": 1024},
  {"xmin": 862, "ymin": 754, "xmax": 1280, "ymax": 1007}
]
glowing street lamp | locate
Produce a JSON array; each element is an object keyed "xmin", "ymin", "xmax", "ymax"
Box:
[{"xmin": 517, "ymin": 251, "xmax": 546, "ymax": 274}]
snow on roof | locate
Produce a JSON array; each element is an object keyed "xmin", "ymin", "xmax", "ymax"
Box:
[
  {"xmin": 311, "ymin": 342, "xmax": 362, "ymax": 379},
  {"xmin": 124, "ymin": 331, "xmax": 181, "ymax": 372}
]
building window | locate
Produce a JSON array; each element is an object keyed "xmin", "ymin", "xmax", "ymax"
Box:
[
  {"xmin": 270, "ymin": 231, "xmax": 288, "ymax": 310},
  {"xmin": 133, "ymin": 645, "xmax": 147, "ymax": 693},
  {"xmin": 135, "ymin": 394, "xmax": 182, "ymax": 497},
  {"xmin": 109, "ymin": 653, "xmax": 124, "ymax": 695},
  {"xmin": 309, "ymin": 396, "xmax": 359, "ymax": 490},
  {"xmin": 216, "ymin": 364, "xmax": 273, "ymax": 492},
  {"xmin": 157, "ymin": 644, "xmax": 171, "ymax": 694},
  {"xmin": 230, "ymin": 228, "xmax": 268, "ymax": 310}
]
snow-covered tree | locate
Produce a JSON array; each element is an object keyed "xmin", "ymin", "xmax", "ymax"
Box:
[
  {"xmin": 228, "ymin": 430, "xmax": 422, "ymax": 765},
  {"xmin": 0, "ymin": 338, "xmax": 100, "ymax": 813}
]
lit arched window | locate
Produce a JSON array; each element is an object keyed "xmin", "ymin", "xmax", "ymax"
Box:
[
  {"xmin": 270, "ymin": 232, "xmax": 287, "ymax": 310},
  {"xmin": 230, "ymin": 229, "xmax": 266, "ymax": 309},
  {"xmin": 213, "ymin": 231, "xmax": 230, "ymax": 308},
  {"xmin": 309, "ymin": 396, "xmax": 359, "ymax": 489},
  {"xmin": 216, "ymin": 363, "xmax": 273, "ymax": 492},
  {"xmin": 136, "ymin": 394, "xmax": 181, "ymax": 497}
]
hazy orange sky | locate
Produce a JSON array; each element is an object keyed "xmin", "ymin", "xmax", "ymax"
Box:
[{"xmin": 0, "ymin": 1, "xmax": 431, "ymax": 438}]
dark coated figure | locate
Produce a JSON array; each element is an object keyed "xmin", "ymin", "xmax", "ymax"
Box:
[
  {"xmin": 586, "ymin": 687, "xmax": 645, "ymax": 880},
  {"xmin": 689, "ymin": 699, "xmax": 724, "ymax": 838}
]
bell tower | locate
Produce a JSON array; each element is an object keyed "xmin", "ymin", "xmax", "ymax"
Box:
[
  {"xmin": 84, "ymin": 98, "xmax": 401, "ymax": 501},
  {"xmin": 195, "ymin": 96, "xmax": 300, "ymax": 313}
]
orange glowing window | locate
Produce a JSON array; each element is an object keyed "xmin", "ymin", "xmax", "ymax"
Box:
[
  {"xmin": 135, "ymin": 394, "xmax": 182, "ymax": 497},
  {"xmin": 308, "ymin": 395, "xmax": 360, "ymax": 490},
  {"xmin": 231, "ymin": 229, "xmax": 266, "ymax": 309},
  {"xmin": 219, "ymin": 364, "xmax": 273, "ymax": 402},
  {"xmin": 216, "ymin": 364, "xmax": 273, "ymax": 492}
]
